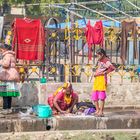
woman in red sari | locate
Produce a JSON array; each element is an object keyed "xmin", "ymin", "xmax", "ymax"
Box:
[{"xmin": 48, "ymin": 82, "xmax": 78, "ymax": 115}]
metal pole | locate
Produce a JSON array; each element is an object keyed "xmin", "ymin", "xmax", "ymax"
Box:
[
  {"xmin": 69, "ymin": 1, "xmax": 76, "ymax": 82},
  {"xmin": 66, "ymin": 12, "xmax": 72, "ymax": 82}
]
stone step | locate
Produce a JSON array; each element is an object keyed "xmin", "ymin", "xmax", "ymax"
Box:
[
  {"xmin": 0, "ymin": 130, "xmax": 140, "ymax": 140},
  {"xmin": 0, "ymin": 109, "xmax": 140, "ymax": 132},
  {"xmin": 52, "ymin": 110, "xmax": 140, "ymax": 130},
  {"xmin": 0, "ymin": 114, "xmax": 48, "ymax": 133}
]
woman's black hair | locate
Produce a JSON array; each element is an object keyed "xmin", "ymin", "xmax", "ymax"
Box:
[
  {"xmin": 96, "ymin": 48, "xmax": 107, "ymax": 57},
  {"xmin": 95, "ymin": 48, "xmax": 108, "ymax": 67},
  {"xmin": 1, "ymin": 44, "xmax": 12, "ymax": 50},
  {"xmin": 4, "ymin": 44, "xmax": 12, "ymax": 50}
]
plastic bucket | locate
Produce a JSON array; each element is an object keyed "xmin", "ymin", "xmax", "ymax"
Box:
[
  {"xmin": 32, "ymin": 104, "xmax": 45, "ymax": 115},
  {"xmin": 40, "ymin": 77, "xmax": 47, "ymax": 83},
  {"xmin": 38, "ymin": 105, "xmax": 52, "ymax": 118}
]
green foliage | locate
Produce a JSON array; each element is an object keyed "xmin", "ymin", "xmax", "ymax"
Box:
[
  {"xmin": 1, "ymin": 0, "xmax": 69, "ymax": 17},
  {"xmin": 1, "ymin": 0, "xmax": 140, "ymax": 17},
  {"xmin": 4, "ymin": 0, "xmax": 69, "ymax": 4},
  {"xmin": 76, "ymin": 0, "xmax": 140, "ymax": 18}
]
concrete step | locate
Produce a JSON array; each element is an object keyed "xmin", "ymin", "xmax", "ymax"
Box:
[
  {"xmin": 0, "ymin": 113, "xmax": 48, "ymax": 132},
  {"xmin": 0, "ymin": 109, "xmax": 140, "ymax": 132},
  {"xmin": 53, "ymin": 110, "xmax": 140, "ymax": 130},
  {"xmin": 0, "ymin": 130, "xmax": 140, "ymax": 140}
]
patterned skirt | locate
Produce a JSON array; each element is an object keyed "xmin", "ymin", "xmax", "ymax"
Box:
[{"xmin": 0, "ymin": 82, "xmax": 20, "ymax": 97}]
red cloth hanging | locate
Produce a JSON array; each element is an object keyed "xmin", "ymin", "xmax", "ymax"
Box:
[
  {"xmin": 85, "ymin": 20, "xmax": 94, "ymax": 60},
  {"xmin": 92, "ymin": 20, "xmax": 104, "ymax": 46},
  {"xmin": 12, "ymin": 18, "xmax": 45, "ymax": 61},
  {"xmin": 85, "ymin": 20, "xmax": 104, "ymax": 60}
]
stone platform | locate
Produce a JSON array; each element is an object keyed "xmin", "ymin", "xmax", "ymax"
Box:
[
  {"xmin": 53, "ymin": 107, "xmax": 140, "ymax": 130},
  {"xmin": 0, "ymin": 114, "xmax": 48, "ymax": 133},
  {"xmin": 0, "ymin": 106, "xmax": 139, "ymax": 132}
]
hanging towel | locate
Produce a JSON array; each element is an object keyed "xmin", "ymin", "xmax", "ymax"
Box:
[{"xmin": 12, "ymin": 18, "xmax": 45, "ymax": 61}]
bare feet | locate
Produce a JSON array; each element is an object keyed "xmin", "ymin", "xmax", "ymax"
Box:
[
  {"xmin": 97, "ymin": 111, "xmax": 104, "ymax": 117},
  {"xmin": 94, "ymin": 110, "xmax": 99, "ymax": 116}
]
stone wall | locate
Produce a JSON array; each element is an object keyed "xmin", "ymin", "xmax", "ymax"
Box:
[
  {"xmin": 1, "ymin": 82, "xmax": 140, "ymax": 107},
  {"xmin": 0, "ymin": 82, "xmax": 39, "ymax": 107},
  {"xmin": 39, "ymin": 83, "xmax": 140, "ymax": 106}
]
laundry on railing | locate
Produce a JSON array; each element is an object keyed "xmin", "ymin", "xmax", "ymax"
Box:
[{"xmin": 12, "ymin": 18, "xmax": 45, "ymax": 61}]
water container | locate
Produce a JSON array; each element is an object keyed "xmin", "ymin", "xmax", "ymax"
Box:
[
  {"xmin": 40, "ymin": 77, "xmax": 47, "ymax": 83},
  {"xmin": 38, "ymin": 105, "xmax": 52, "ymax": 118},
  {"xmin": 32, "ymin": 104, "xmax": 45, "ymax": 115}
]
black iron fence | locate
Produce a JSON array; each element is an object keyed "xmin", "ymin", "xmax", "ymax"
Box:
[
  {"xmin": 44, "ymin": 18, "xmax": 140, "ymax": 83},
  {"xmin": 2, "ymin": 18, "xmax": 140, "ymax": 83}
]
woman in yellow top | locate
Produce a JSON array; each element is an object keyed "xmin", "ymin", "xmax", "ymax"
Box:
[
  {"xmin": 91, "ymin": 49, "xmax": 115, "ymax": 117},
  {"xmin": 48, "ymin": 82, "xmax": 78, "ymax": 115}
]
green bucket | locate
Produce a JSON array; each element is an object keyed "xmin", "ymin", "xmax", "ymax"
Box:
[
  {"xmin": 40, "ymin": 77, "xmax": 47, "ymax": 83},
  {"xmin": 38, "ymin": 105, "xmax": 52, "ymax": 118}
]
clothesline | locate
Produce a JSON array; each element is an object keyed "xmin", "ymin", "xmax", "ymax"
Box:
[
  {"xmin": 102, "ymin": 0, "xmax": 132, "ymax": 18},
  {"xmin": 27, "ymin": 4, "xmax": 120, "ymax": 24},
  {"xmin": 15, "ymin": 1, "xmax": 140, "ymax": 18},
  {"xmin": 21, "ymin": 1, "xmax": 140, "ymax": 16},
  {"xmin": 75, "ymin": 3, "xmax": 120, "ymax": 24},
  {"xmin": 18, "ymin": 1, "xmax": 140, "ymax": 24},
  {"xmin": 23, "ymin": 5, "xmax": 84, "ymax": 19},
  {"xmin": 125, "ymin": 0, "xmax": 140, "ymax": 11},
  {"xmin": 23, "ymin": 0, "xmax": 118, "ymax": 6}
]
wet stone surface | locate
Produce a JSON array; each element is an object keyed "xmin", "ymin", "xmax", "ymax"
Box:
[
  {"xmin": 0, "ymin": 109, "xmax": 48, "ymax": 133},
  {"xmin": 0, "ymin": 108, "xmax": 140, "ymax": 132},
  {"xmin": 53, "ymin": 109, "xmax": 140, "ymax": 130}
]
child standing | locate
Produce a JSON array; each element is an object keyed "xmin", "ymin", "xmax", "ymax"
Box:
[
  {"xmin": 91, "ymin": 48, "xmax": 115, "ymax": 117},
  {"xmin": 0, "ymin": 44, "xmax": 20, "ymax": 114}
]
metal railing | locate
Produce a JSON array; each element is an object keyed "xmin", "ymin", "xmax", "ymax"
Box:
[
  {"xmin": 44, "ymin": 19, "xmax": 140, "ymax": 83},
  {"xmin": 3, "ymin": 18, "xmax": 140, "ymax": 83}
]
